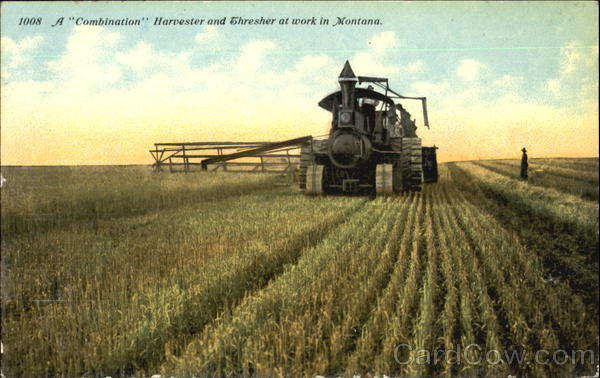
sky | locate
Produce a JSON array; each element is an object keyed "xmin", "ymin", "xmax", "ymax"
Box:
[{"xmin": 1, "ymin": 1, "xmax": 598, "ymax": 165}]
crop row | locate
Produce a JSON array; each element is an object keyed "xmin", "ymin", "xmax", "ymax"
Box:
[
  {"xmin": 158, "ymin": 164, "xmax": 597, "ymax": 376},
  {"xmin": 434, "ymin": 175, "xmax": 503, "ymax": 376},
  {"xmin": 494, "ymin": 159, "xmax": 598, "ymax": 185},
  {"xmin": 451, "ymin": 162, "xmax": 597, "ymax": 234},
  {"xmin": 531, "ymin": 158, "xmax": 599, "ymax": 172},
  {"xmin": 448, "ymin": 162, "xmax": 599, "ymax": 306},
  {"xmin": 1, "ymin": 167, "xmax": 276, "ymax": 236},
  {"xmin": 2, "ymin": 163, "xmax": 597, "ymax": 377},
  {"xmin": 473, "ymin": 160, "xmax": 598, "ymax": 201},
  {"xmin": 2, "ymin": 182, "xmax": 363, "ymax": 376},
  {"xmin": 162, "ymin": 196, "xmax": 407, "ymax": 376},
  {"xmin": 345, "ymin": 191, "xmax": 423, "ymax": 374},
  {"xmin": 441, "ymin": 177, "xmax": 596, "ymax": 375}
]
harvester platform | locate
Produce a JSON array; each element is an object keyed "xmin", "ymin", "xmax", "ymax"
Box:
[{"xmin": 150, "ymin": 136, "xmax": 312, "ymax": 174}]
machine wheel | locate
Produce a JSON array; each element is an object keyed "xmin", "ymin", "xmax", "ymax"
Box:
[
  {"xmin": 375, "ymin": 164, "xmax": 394, "ymax": 195},
  {"xmin": 390, "ymin": 137, "xmax": 403, "ymax": 193},
  {"xmin": 298, "ymin": 142, "xmax": 312, "ymax": 189},
  {"xmin": 422, "ymin": 146, "xmax": 439, "ymax": 183},
  {"xmin": 305, "ymin": 164, "xmax": 324, "ymax": 195},
  {"xmin": 393, "ymin": 162, "xmax": 403, "ymax": 193},
  {"xmin": 401, "ymin": 137, "xmax": 423, "ymax": 192}
]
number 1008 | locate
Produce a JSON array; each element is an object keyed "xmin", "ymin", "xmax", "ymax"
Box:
[{"xmin": 19, "ymin": 17, "xmax": 42, "ymax": 25}]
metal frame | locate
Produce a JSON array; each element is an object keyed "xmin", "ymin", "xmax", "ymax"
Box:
[
  {"xmin": 150, "ymin": 137, "xmax": 311, "ymax": 173},
  {"xmin": 358, "ymin": 76, "xmax": 429, "ymax": 128}
]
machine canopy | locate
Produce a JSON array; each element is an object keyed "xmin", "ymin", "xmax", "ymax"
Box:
[{"xmin": 318, "ymin": 88, "xmax": 395, "ymax": 112}]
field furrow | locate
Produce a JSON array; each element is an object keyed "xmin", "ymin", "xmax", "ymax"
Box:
[
  {"xmin": 406, "ymin": 187, "xmax": 438, "ymax": 377},
  {"xmin": 2, "ymin": 160, "xmax": 597, "ymax": 377},
  {"xmin": 448, "ymin": 162, "xmax": 599, "ymax": 305},
  {"xmin": 432, "ymin": 170, "xmax": 484, "ymax": 376},
  {"xmin": 373, "ymin": 192, "xmax": 427, "ymax": 375},
  {"xmin": 345, "ymin": 193, "xmax": 420, "ymax": 375},
  {"xmin": 436, "ymin": 181, "xmax": 504, "ymax": 376},
  {"xmin": 447, "ymin": 167, "xmax": 597, "ymax": 375},
  {"xmin": 473, "ymin": 160, "xmax": 598, "ymax": 201},
  {"xmin": 162, "ymin": 198, "xmax": 396, "ymax": 376},
  {"xmin": 492, "ymin": 159, "xmax": 598, "ymax": 186},
  {"xmin": 446, "ymin": 194, "xmax": 550, "ymax": 375},
  {"xmin": 532, "ymin": 158, "xmax": 599, "ymax": 172},
  {"xmin": 1, "ymin": 168, "xmax": 278, "ymax": 237},
  {"xmin": 430, "ymin": 184, "xmax": 460, "ymax": 377},
  {"xmin": 454, "ymin": 162, "xmax": 598, "ymax": 231},
  {"xmin": 325, "ymin": 196, "xmax": 416, "ymax": 373},
  {"xmin": 2, "ymin": 188, "xmax": 364, "ymax": 376}
]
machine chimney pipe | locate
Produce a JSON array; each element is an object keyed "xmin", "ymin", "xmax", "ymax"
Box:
[
  {"xmin": 338, "ymin": 61, "xmax": 358, "ymax": 109},
  {"xmin": 339, "ymin": 80, "xmax": 356, "ymax": 109}
]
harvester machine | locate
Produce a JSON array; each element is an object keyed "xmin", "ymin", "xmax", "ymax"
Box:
[{"xmin": 299, "ymin": 61, "xmax": 438, "ymax": 195}]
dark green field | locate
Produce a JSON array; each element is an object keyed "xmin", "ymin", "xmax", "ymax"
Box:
[{"xmin": 1, "ymin": 158, "xmax": 598, "ymax": 377}]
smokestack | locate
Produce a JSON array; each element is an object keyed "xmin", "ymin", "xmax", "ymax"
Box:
[{"xmin": 338, "ymin": 61, "xmax": 357, "ymax": 109}]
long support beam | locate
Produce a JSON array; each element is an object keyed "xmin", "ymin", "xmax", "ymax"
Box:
[
  {"xmin": 200, "ymin": 136, "xmax": 312, "ymax": 170},
  {"xmin": 155, "ymin": 141, "xmax": 272, "ymax": 146}
]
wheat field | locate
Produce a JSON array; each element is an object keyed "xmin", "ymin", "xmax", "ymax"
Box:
[{"xmin": 1, "ymin": 158, "xmax": 598, "ymax": 377}]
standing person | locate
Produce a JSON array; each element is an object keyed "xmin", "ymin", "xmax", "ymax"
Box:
[
  {"xmin": 386, "ymin": 110, "xmax": 402, "ymax": 138},
  {"xmin": 520, "ymin": 147, "xmax": 528, "ymax": 180},
  {"xmin": 361, "ymin": 85, "xmax": 379, "ymax": 133},
  {"xmin": 396, "ymin": 104, "xmax": 417, "ymax": 137}
]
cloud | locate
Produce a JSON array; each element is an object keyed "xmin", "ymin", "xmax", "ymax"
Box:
[
  {"xmin": 369, "ymin": 31, "xmax": 397, "ymax": 54},
  {"xmin": 194, "ymin": 26, "xmax": 218, "ymax": 44},
  {"xmin": 560, "ymin": 43, "xmax": 582, "ymax": 75},
  {"xmin": 116, "ymin": 42, "xmax": 153, "ymax": 72},
  {"xmin": 349, "ymin": 33, "xmax": 423, "ymax": 81},
  {"xmin": 1, "ymin": 35, "xmax": 43, "ymax": 54},
  {"xmin": 411, "ymin": 81, "xmax": 449, "ymax": 94},
  {"xmin": 2, "ymin": 26, "xmax": 597, "ymax": 165},
  {"xmin": 351, "ymin": 31, "xmax": 402, "ymax": 77},
  {"xmin": 352, "ymin": 51, "xmax": 399, "ymax": 77},
  {"xmin": 2, "ymin": 26, "xmax": 331, "ymax": 163},
  {"xmin": 545, "ymin": 41, "xmax": 596, "ymax": 98},
  {"xmin": 493, "ymin": 74, "xmax": 519, "ymax": 87},
  {"xmin": 1, "ymin": 35, "xmax": 44, "ymax": 78},
  {"xmin": 294, "ymin": 54, "xmax": 331, "ymax": 74},
  {"xmin": 546, "ymin": 78, "xmax": 561, "ymax": 95},
  {"xmin": 236, "ymin": 40, "xmax": 276, "ymax": 73},
  {"xmin": 285, "ymin": 54, "xmax": 336, "ymax": 84},
  {"xmin": 427, "ymin": 91, "xmax": 598, "ymax": 161},
  {"xmin": 115, "ymin": 41, "xmax": 194, "ymax": 79},
  {"xmin": 457, "ymin": 59, "xmax": 483, "ymax": 81},
  {"xmin": 47, "ymin": 26, "xmax": 122, "ymax": 88},
  {"xmin": 404, "ymin": 60, "xmax": 424, "ymax": 74}
]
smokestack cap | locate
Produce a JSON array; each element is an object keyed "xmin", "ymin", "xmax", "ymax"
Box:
[{"xmin": 339, "ymin": 60, "xmax": 357, "ymax": 82}]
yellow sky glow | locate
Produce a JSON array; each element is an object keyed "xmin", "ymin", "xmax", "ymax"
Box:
[{"xmin": 1, "ymin": 5, "xmax": 598, "ymax": 166}]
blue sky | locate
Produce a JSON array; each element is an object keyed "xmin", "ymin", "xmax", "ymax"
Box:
[{"xmin": 1, "ymin": 1, "xmax": 598, "ymax": 164}]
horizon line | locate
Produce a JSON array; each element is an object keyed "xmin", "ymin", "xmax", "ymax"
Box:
[{"xmin": 1, "ymin": 156, "xmax": 598, "ymax": 168}]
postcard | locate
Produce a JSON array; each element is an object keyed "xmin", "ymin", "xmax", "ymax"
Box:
[{"xmin": 1, "ymin": 1, "xmax": 598, "ymax": 377}]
